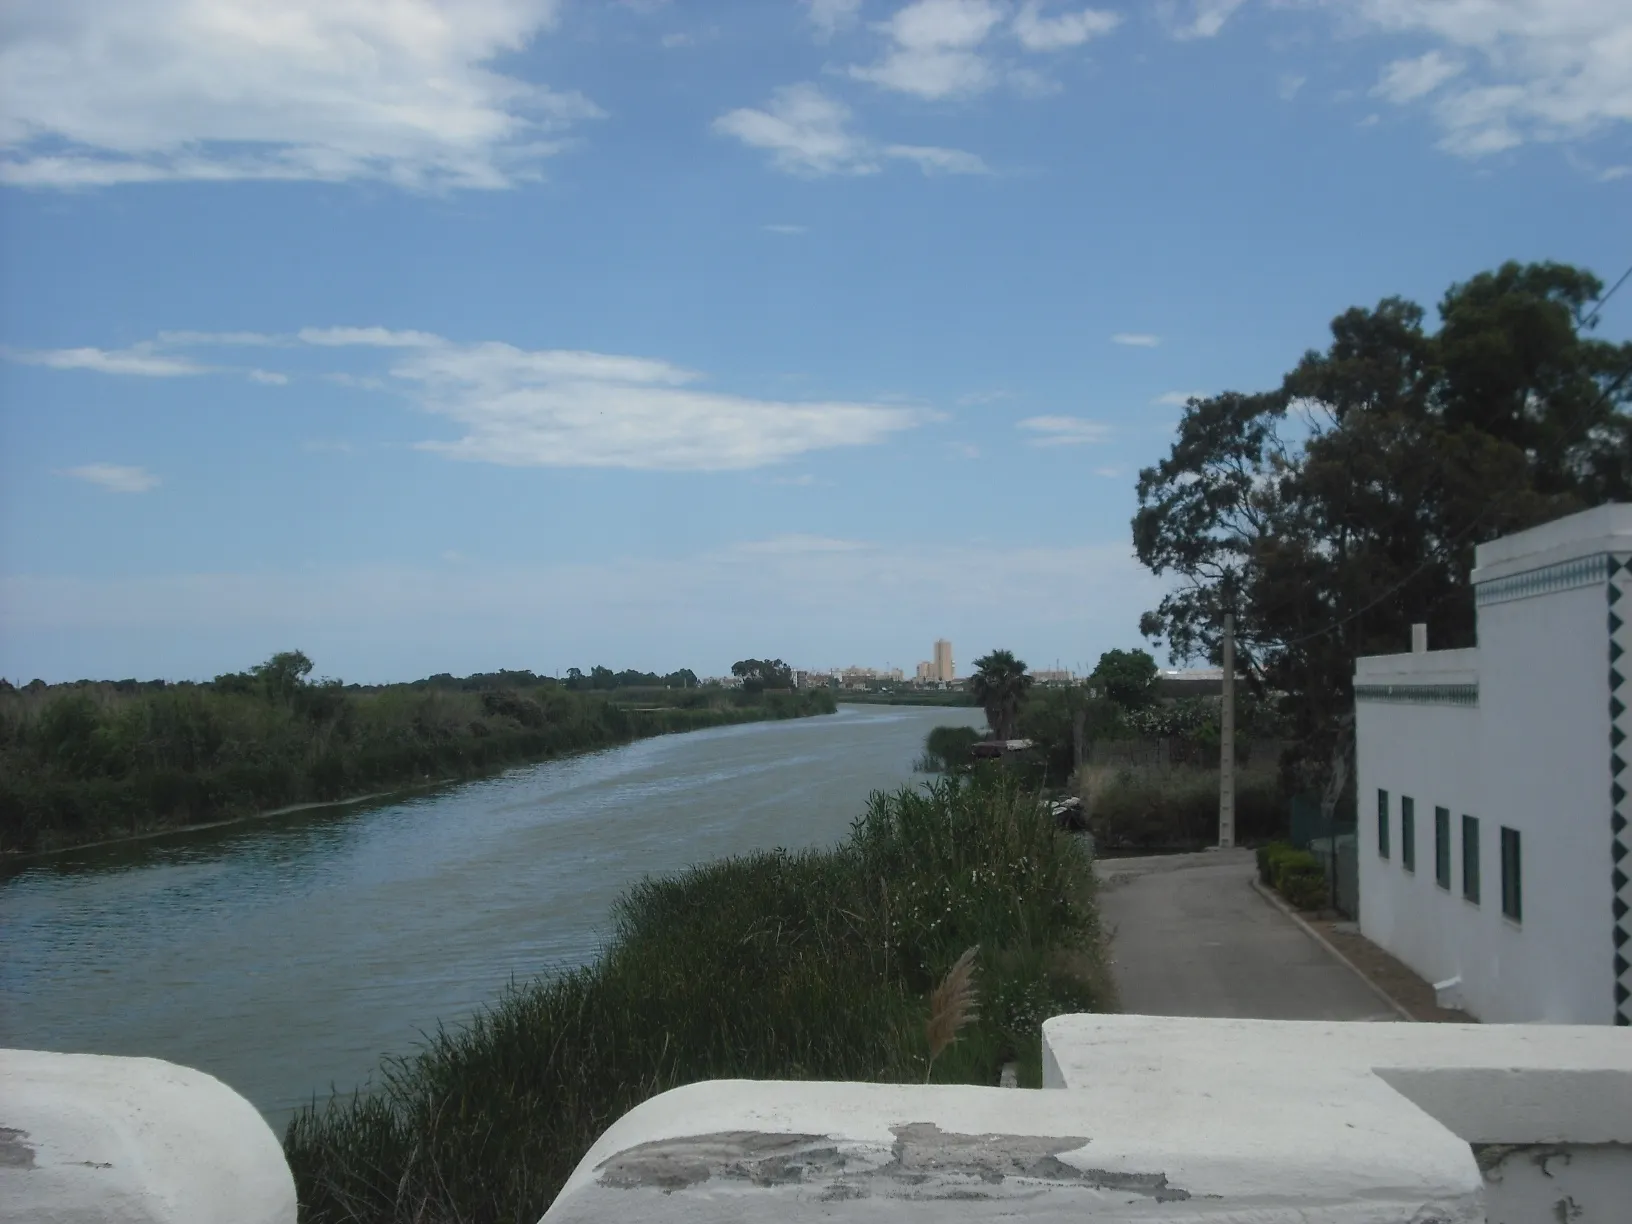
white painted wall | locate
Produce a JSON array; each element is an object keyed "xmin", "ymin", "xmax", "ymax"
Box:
[
  {"xmin": 1356, "ymin": 504, "xmax": 1630, "ymax": 1025},
  {"xmin": 0, "ymin": 1048, "xmax": 297, "ymax": 1224},
  {"xmin": 540, "ymin": 1015, "xmax": 1632, "ymax": 1223},
  {"xmin": 1355, "ymin": 650, "xmax": 1482, "ymax": 998}
]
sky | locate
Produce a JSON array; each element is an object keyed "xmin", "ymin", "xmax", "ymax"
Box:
[{"xmin": 1, "ymin": 0, "xmax": 1628, "ymax": 685}]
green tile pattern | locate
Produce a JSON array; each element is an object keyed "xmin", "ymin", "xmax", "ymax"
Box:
[
  {"xmin": 1353, "ymin": 684, "xmax": 1478, "ymax": 707},
  {"xmin": 1611, "ymin": 555, "xmax": 1631, "ymax": 1026},
  {"xmin": 1476, "ymin": 553, "xmax": 1609, "ymax": 607}
]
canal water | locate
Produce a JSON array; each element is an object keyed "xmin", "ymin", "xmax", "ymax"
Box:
[{"xmin": 0, "ymin": 703, "xmax": 983, "ymax": 1128}]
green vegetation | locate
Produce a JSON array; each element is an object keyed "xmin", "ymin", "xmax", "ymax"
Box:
[
  {"xmin": 284, "ymin": 774, "xmax": 1112, "ymax": 1224},
  {"xmin": 1086, "ymin": 648, "xmax": 1158, "ymax": 709},
  {"xmin": 728, "ymin": 657, "xmax": 794, "ymax": 693},
  {"xmin": 969, "ymin": 649, "xmax": 1032, "ymax": 741},
  {"xmin": 916, "ymin": 644, "xmax": 1297, "ymax": 850},
  {"xmin": 1085, "ymin": 763, "xmax": 1284, "ymax": 852},
  {"xmin": 1256, "ymin": 842, "xmax": 1330, "ymax": 911},
  {"xmin": 0, "ymin": 652, "xmax": 835, "ymax": 855},
  {"xmin": 915, "ymin": 723, "xmax": 983, "ymax": 774},
  {"xmin": 837, "ymin": 689, "xmax": 975, "ymax": 706},
  {"xmin": 1135, "ymin": 260, "xmax": 1631, "ymax": 819}
]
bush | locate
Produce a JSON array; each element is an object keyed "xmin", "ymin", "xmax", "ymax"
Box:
[
  {"xmin": 1279, "ymin": 870, "xmax": 1330, "ymax": 912},
  {"xmin": 917, "ymin": 724, "xmax": 982, "ymax": 774},
  {"xmin": 1089, "ymin": 765, "xmax": 1285, "ymax": 851},
  {"xmin": 0, "ymin": 661, "xmax": 838, "ymax": 854},
  {"xmin": 1257, "ymin": 843, "xmax": 1329, "ymax": 911},
  {"xmin": 284, "ymin": 776, "xmax": 1113, "ymax": 1224}
]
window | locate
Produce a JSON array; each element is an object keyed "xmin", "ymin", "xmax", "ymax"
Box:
[
  {"xmin": 1501, "ymin": 827, "xmax": 1522, "ymax": 922},
  {"xmin": 1462, "ymin": 815, "xmax": 1480, "ymax": 904},
  {"xmin": 1377, "ymin": 789, "xmax": 1390, "ymax": 859},
  {"xmin": 1401, "ymin": 797, "xmax": 1415, "ymax": 872},
  {"xmin": 1435, "ymin": 806, "xmax": 1451, "ymax": 889}
]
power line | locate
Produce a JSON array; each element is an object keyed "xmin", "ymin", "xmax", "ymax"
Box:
[{"xmin": 1582, "ymin": 259, "xmax": 1632, "ymax": 330}]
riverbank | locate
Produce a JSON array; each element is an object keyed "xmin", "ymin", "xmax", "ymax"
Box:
[
  {"xmin": 0, "ymin": 665, "xmax": 836, "ymax": 856},
  {"xmin": 837, "ymin": 691, "xmax": 975, "ymax": 707},
  {"xmin": 284, "ymin": 773, "xmax": 1112, "ymax": 1224}
]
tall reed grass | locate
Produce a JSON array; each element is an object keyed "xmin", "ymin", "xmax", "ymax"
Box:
[
  {"xmin": 283, "ymin": 773, "xmax": 1111, "ymax": 1224},
  {"xmin": 1079, "ymin": 762, "xmax": 1286, "ymax": 850},
  {"xmin": 0, "ymin": 677, "xmax": 835, "ymax": 854}
]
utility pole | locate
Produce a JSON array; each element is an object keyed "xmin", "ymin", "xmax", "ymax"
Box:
[{"xmin": 1219, "ymin": 607, "xmax": 1236, "ymax": 849}]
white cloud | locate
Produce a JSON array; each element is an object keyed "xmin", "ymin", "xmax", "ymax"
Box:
[
  {"xmin": 1372, "ymin": 50, "xmax": 1464, "ymax": 104},
  {"xmin": 850, "ymin": 0, "xmax": 1006, "ymax": 99},
  {"xmin": 1017, "ymin": 415, "xmax": 1112, "ymax": 445},
  {"xmin": 1152, "ymin": 390, "xmax": 1206, "ymax": 405},
  {"xmin": 0, "ymin": 0, "xmax": 600, "ymax": 191},
  {"xmin": 1012, "ymin": 3, "xmax": 1120, "ymax": 52},
  {"xmin": 24, "ymin": 324, "xmax": 934, "ymax": 472},
  {"xmin": 713, "ymin": 84, "xmax": 985, "ymax": 177},
  {"xmin": 714, "ymin": 85, "xmax": 880, "ymax": 176},
  {"xmin": 61, "ymin": 463, "xmax": 160, "ymax": 493},
  {"xmin": 6, "ymin": 344, "xmax": 205, "ymax": 376},
  {"xmin": 1167, "ymin": 0, "xmax": 1248, "ymax": 40},
  {"xmin": 883, "ymin": 143, "xmax": 990, "ymax": 173},
  {"xmin": 248, "ymin": 369, "xmax": 288, "ymax": 386},
  {"xmin": 805, "ymin": 0, "xmax": 865, "ymax": 37},
  {"xmin": 1352, "ymin": 0, "xmax": 1632, "ymax": 157},
  {"xmin": 1278, "ymin": 73, "xmax": 1307, "ymax": 101},
  {"xmin": 763, "ymin": 223, "xmax": 809, "ymax": 234},
  {"xmin": 1111, "ymin": 332, "xmax": 1160, "ymax": 347},
  {"xmin": 297, "ymin": 326, "xmax": 444, "ymax": 349},
  {"xmin": 1093, "ymin": 466, "xmax": 1122, "ymax": 477},
  {"xmin": 376, "ymin": 333, "xmax": 929, "ymax": 471}
]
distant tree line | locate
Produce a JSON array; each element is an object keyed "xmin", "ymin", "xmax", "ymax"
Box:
[{"xmin": 0, "ymin": 651, "xmax": 831, "ymax": 855}]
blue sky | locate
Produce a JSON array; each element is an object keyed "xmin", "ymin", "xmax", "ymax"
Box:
[{"xmin": 1, "ymin": 0, "xmax": 1628, "ymax": 684}]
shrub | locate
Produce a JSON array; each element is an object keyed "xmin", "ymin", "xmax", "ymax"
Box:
[
  {"xmin": 284, "ymin": 776, "xmax": 1112, "ymax": 1224},
  {"xmin": 1258, "ymin": 844, "xmax": 1329, "ymax": 911},
  {"xmin": 1089, "ymin": 765, "xmax": 1284, "ymax": 851},
  {"xmin": 1278, "ymin": 869, "xmax": 1330, "ymax": 912},
  {"xmin": 917, "ymin": 724, "xmax": 982, "ymax": 774}
]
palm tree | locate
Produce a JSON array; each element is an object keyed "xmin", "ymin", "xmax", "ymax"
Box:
[{"xmin": 970, "ymin": 649, "xmax": 1033, "ymax": 742}]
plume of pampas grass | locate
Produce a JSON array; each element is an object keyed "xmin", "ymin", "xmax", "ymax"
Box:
[{"xmin": 925, "ymin": 945, "xmax": 979, "ymax": 1081}]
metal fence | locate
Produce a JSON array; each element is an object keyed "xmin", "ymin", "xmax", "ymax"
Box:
[{"xmin": 1292, "ymin": 794, "xmax": 1359, "ymax": 919}]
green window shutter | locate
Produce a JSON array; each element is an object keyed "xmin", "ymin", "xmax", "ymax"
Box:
[
  {"xmin": 1462, "ymin": 815, "xmax": 1480, "ymax": 904},
  {"xmin": 1402, "ymin": 798, "xmax": 1415, "ymax": 872},
  {"xmin": 1435, "ymin": 807, "xmax": 1451, "ymax": 889},
  {"xmin": 1501, "ymin": 827, "xmax": 1522, "ymax": 922},
  {"xmin": 1378, "ymin": 789, "xmax": 1390, "ymax": 859}
]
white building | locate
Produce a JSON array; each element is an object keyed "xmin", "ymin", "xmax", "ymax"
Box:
[
  {"xmin": 933, "ymin": 638, "xmax": 954, "ymax": 684},
  {"xmin": 1354, "ymin": 503, "xmax": 1632, "ymax": 1025}
]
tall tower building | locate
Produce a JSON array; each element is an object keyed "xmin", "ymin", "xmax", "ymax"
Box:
[{"xmin": 933, "ymin": 639, "xmax": 954, "ymax": 684}]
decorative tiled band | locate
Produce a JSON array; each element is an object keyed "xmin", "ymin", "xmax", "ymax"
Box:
[
  {"xmin": 1609, "ymin": 554, "xmax": 1631, "ymax": 1026},
  {"xmin": 1353, "ymin": 684, "xmax": 1479, "ymax": 707},
  {"xmin": 1477, "ymin": 553, "xmax": 1610, "ymax": 607}
]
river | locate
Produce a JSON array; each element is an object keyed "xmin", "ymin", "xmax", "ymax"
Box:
[{"xmin": 0, "ymin": 703, "xmax": 984, "ymax": 1128}]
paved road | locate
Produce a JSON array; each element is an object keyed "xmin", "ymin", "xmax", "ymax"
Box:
[{"xmin": 1095, "ymin": 849, "xmax": 1397, "ymax": 1020}]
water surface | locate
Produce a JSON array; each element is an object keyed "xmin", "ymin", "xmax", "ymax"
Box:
[{"xmin": 0, "ymin": 704, "xmax": 982, "ymax": 1126}]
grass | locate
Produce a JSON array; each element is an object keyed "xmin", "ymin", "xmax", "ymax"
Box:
[
  {"xmin": 0, "ymin": 671, "xmax": 835, "ymax": 855},
  {"xmin": 1079, "ymin": 761, "xmax": 1287, "ymax": 851},
  {"xmin": 283, "ymin": 773, "xmax": 1113, "ymax": 1224}
]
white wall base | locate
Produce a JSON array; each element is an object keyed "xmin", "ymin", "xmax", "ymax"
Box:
[{"xmin": 0, "ymin": 1049, "xmax": 296, "ymax": 1224}]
